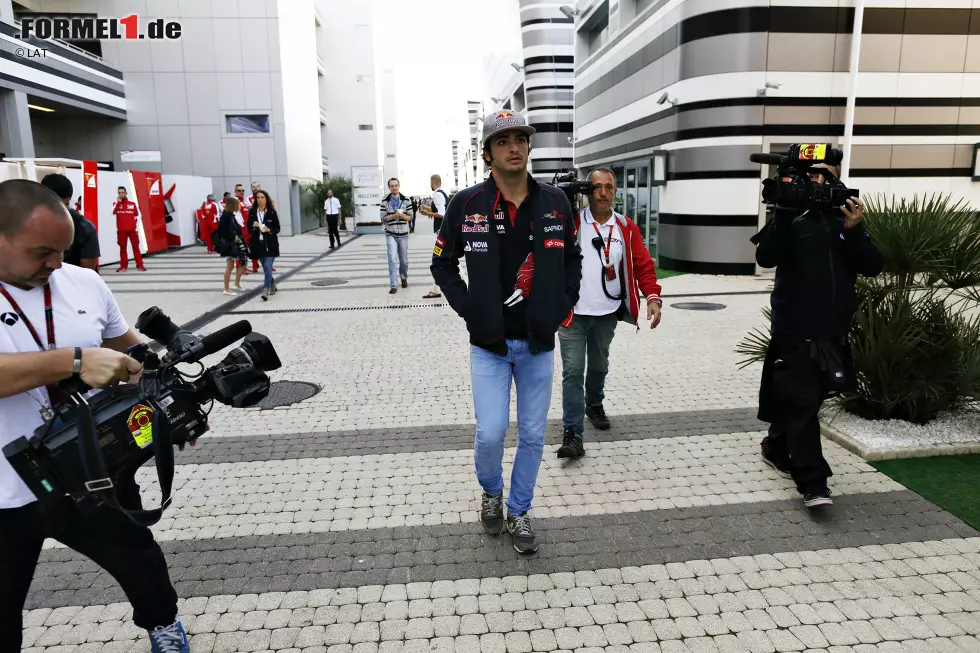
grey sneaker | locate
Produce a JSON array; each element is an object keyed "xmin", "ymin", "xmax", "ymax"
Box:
[
  {"xmin": 481, "ymin": 491, "xmax": 504, "ymax": 535},
  {"xmin": 506, "ymin": 512, "xmax": 538, "ymax": 554}
]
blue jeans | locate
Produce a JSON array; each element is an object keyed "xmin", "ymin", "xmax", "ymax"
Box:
[
  {"xmin": 261, "ymin": 256, "xmax": 275, "ymax": 289},
  {"xmin": 386, "ymin": 234, "xmax": 409, "ymax": 288},
  {"xmin": 470, "ymin": 340, "xmax": 554, "ymax": 515},
  {"xmin": 558, "ymin": 312, "xmax": 618, "ymax": 438}
]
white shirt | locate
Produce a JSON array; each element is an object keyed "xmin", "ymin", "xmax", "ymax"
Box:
[
  {"xmin": 432, "ymin": 188, "xmax": 447, "ymax": 218},
  {"xmin": 575, "ymin": 207, "xmax": 626, "ymax": 317},
  {"xmin": 324, "ymin": 197, "xmax": 341, "ymax": 214},
  {"xmin": 0, "ymin": 265, "xmax": 129, "ymax": 509}
]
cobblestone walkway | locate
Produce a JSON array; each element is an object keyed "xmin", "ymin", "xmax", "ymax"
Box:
[{"xmin": 24, "ymin": 235, "xmax": 980, "ymax": 652}]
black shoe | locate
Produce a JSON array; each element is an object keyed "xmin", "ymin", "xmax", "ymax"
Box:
[
  {"xmin": 507, "ymin": 512, "xmax": 538, "ymax": 554},
  {"xmin": 557, "ymin": 429, "xmax": 585, "ymax": 459},
  {"xmin": 481, "ymin": 491, "xmax": 504, "ymax": 535},
  {"xmin": 803, "ymin": 488, "xmax": 833, "ymax": 509},
  {"xmin": 760, "ymin": 443, "xmax": 792, "ymax": 479},
  {"xmin": 585, "ymin": 404, "xmax": 610, "ymax": 430},
  {"xmin": 401, "ymin": 279, "xmax": 408, "ymax": 288}
]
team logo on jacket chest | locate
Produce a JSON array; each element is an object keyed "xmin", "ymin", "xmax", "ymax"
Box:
[
  {"xmin": 463, "ymin": 214, "xmax": 490, "ymax": 233},
  {"xmin": 464, "ymin": 241, "xmax": 487, "ymax": 253}
]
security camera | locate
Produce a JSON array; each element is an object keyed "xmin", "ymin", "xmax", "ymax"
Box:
[{"xmin": 657, "ymin": 92, "xmax": 669, "ymax": 105}]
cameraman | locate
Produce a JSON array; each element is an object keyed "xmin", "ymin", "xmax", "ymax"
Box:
[
  {"xmin": 754, "ymin": 162, "xmax": 883, "ymax": 509},
  {"xmin": 0, "ymin": 180, "xmax": 189, "ymax": 653}
]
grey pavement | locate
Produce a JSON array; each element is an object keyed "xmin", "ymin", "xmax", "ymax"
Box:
[{"xmin": 22, "ymin": 233, "xmax": 980, "ymax": 652}]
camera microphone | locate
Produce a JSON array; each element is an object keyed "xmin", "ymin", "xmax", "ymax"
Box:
[
  {"xmin": 186, "ymin": 321, "xmax": 253, "ymax": 363},
  {"xmin": 749, "ymin": 153, "xmax": 784, "ymax": 166},
  {"xmin": 163, "ymin": 320, "xmax": 253, "ymax": 365}
]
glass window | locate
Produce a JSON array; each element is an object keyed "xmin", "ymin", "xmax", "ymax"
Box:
[
  {"xmin": 226, "ymin": 114, "xmax": 270, "ymax": 134},
  {"xmin": 613, "ymin": 164, "xmax": 625, "ymax": 215},
  {"xmin": 634, "ymin": 165, "xmax": 650, "ymax": 256}
]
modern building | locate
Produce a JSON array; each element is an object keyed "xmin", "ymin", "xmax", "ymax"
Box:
[
  {"xmin": 571, "ymin": 0, "xmax": 980, "ymax": 274},
  {"xmin": 483, "ymin": 0, "xmax": 574, "ymax": 180},
  {"xmin": 380, "ymin": 67, "xmax": 399, "ymax": 183},
  {"xmin": 0, "ymin": 0, "xmax": 326, "ymax": 235},
  {"xmin": 316, "ymin": 0, "xmax": 385, "ymax": 186},
  {"xmin": 467, "ymin": 99, "xmax": 485, "ymax": 182}
]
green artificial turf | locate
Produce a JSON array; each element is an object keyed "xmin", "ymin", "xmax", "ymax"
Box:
[
  {"xmin": 872, "ymin": 454, "xmax": 980, "ymax": 531},
  {"xmin": 657, "ymin": 268, "xmax": 686, "ymax": 280}
]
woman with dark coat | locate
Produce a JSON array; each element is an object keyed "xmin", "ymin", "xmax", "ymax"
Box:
[
  {"xmin": 247, "ymin": 190, "xmax": 281, "ymax": 300},
  {"xmin": 215, "ymin": 196, "xmax": 246, "ymax": 295}
]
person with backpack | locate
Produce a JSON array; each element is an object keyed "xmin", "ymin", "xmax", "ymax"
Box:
[
  {"xmin": 419, "ymin": 174, "xmax": 450, "ymax": 298},
  {"xmin": 39, "ymin": 174, "xmax": 100, "ymax": 271},
  {"xmin": 212, "ymin": 196, "xmax": 247, "ymax": 296}
]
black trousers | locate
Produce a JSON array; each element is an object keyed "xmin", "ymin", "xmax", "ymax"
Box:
[
  {"xmin": 0, "ymin": 478, "xmax": 178, "ymax": 650},
  {"xmin": 760, "ymin": 335, "xmax": 833, "ymax": 493},
  {"xmin": 326, "ymin": 215, "xmax": 340, "ymax": 247}
]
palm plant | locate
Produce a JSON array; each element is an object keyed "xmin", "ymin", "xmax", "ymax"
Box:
[{"xmin": 736, "ymin": 193, "xmax": 980, "ymax": 424}]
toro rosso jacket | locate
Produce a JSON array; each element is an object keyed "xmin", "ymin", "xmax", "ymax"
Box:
[{"xmin": 431, "ymin": 174, "xmax": 582, "ymax": 356}]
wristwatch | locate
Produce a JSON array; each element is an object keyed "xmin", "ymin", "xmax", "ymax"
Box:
[
  {"xmin": 72, "ymin": 347, "xmax": 82, "ymax": 377},
  {"xmin": 649, "ymin": 298, "xmax": 663, "ymax": 307}
]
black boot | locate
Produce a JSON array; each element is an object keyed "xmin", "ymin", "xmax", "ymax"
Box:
[
  {"xmin": 557, "ymin": 428, "xmax": 585, "ymax": 459},
  {"xmin": 585, "ymin": 404, "xmax": 611, "ymax": 430}
]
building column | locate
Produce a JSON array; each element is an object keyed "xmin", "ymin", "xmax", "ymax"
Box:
[
  {"xmin": 0, "ymin": 0, "xmax": 14, "ymax": 23},
  {"xmin": 0, "ymin": 89, "xmax": 36, "ymax": 158}
]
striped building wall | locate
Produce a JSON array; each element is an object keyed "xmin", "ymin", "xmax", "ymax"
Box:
[
  {"xmin": 519, "ymin": 0, "xmax": 576, "ymax": 179},
  {"xmin": 573, "ymin": 0, "xmax": 980, "ymax": 274}
]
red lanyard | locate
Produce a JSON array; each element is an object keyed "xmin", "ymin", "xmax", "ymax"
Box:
[
  {"xmin": 0, "ymin": 284, "xmax": 56, "ymax": 351},
  {"xmin": 592, "ymin": 221, "xmax": 615, "ymax": 267}
]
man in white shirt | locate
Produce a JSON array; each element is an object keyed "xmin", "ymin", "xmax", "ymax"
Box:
[
  {"xmin": 323, "ymin": 188, "xmax": 342, "ymax": 249},
  {"xmin": 556, "ymin": 168, "xmax": 663, "ymax": 460},
  {"xmin": 0, "ymin": 180, "xmax": 190, "ymax": 653},
  {"xmin": 418, "ymin": 174, "xmax": 449, "ymax": 298}
]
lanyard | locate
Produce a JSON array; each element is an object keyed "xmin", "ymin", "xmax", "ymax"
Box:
[
  {"xmin": 591, "ymin": 221, "xmax": 615, "ymax": 268},
  {"xmin": 0, "ymin": 283, "xmax": 55, "ymax": 351}
]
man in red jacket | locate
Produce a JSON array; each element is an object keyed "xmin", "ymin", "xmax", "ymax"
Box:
[
  {"xmin": 556, "ymin": 167, "xmax": 662, "ymax": 459},
  {"xmin": 113, "ymin": 186, "xmax": 145, "ymax": 272}
]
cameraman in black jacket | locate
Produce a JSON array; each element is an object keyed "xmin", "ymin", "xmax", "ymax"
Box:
[{"xmin": 754, "ymin": 162, "xmax": 883, "ymax": 509}]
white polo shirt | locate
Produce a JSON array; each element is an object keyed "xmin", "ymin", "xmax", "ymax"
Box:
[
  {"xmin": 0, "ymin": 265, "xmax": 129, "ymax": 509},
  {"xmin": 575, "ymin": 207, "xmax": 626, "ymax": 317},
  {"xmin": 324, "ymin": 197, "xmax": 341, "ymax": 215}
]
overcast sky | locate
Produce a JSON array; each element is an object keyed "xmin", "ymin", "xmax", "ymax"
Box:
[{"xmin": 375, "ymin": 0, "xmax": 498, "ymax": 194}]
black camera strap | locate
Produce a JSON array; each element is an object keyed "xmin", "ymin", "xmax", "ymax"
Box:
[{"xmin": 69, "ymin": 354, "xmax": 177, "ymax": 528}]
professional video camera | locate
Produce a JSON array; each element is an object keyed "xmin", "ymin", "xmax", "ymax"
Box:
[
  {"xmin": 750, "ymin": 143, "xmax": 859, "ymax": 211},
  {"xmin": 551, "ymin": 171, "xmax": 594, "ymax": 205},
  {"xmin": 3, "ymin": 307, "xmax": 281, "ymax": 523}
]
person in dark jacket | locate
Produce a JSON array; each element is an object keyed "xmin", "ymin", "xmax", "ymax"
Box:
[
  {"xmin": 40, "ymin": 173, "xmax": 100, "ymax": 271},
  {"xmin": 753, "ymin": 162, "xmax": 883, "ymax": 509},
  {"xmin": 247, "ymin": 190, "xmax": 281, "ymax": 301},
  {"xmin": 431, "ymin": 109, "xmax": 582, "ymax": 555},
  {"xmin": 215, "ymin": 196, "xmax": 246, "ymax": 296}
]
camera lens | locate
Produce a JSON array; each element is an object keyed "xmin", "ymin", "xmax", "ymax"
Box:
[{"xmin": 135, "ymin": 307, "xmax": 180, "ymax": 347}]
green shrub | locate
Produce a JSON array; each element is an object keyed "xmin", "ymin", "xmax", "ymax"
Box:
[
  {"xmin": 300, "ymin": 177, "xmax": 354, "ymax": 231},
  {"xmin": 736, "ymin": 194, "xmax": 980, "ymax": 424}
]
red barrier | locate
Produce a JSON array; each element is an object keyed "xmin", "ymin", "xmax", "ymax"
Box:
[
  {"xmin": 82, "ymin": 160, "xmax": 99, "ymax": 232},
  {"xmin": 131, "ymin": 171, "xmax": 168, "ymax": 253}
]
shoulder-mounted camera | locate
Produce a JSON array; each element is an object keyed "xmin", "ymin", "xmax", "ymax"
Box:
[{"xmin": 750, "ymin": 143, "xmax": 859, "ymax": 212}]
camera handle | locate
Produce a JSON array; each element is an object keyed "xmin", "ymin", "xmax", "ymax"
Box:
[{"xmin": 69, "ymin": 352, "xmax": 177, "ymax": 528}]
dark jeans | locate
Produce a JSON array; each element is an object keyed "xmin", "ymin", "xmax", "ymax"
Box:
[
  {"xmin": 0, "ymin": 478, "xmax": 178, "ymax": 650},
  {"xmin": 763, "ymin": 336, "xmax": 833, "ymax": 493},
  {"xmin": 326, "ymin": 214, "xmax": 340, "ymax": 247},
  {"xmin": 558, "ymin": 312, "xmax": 618, "ymax": 438}
]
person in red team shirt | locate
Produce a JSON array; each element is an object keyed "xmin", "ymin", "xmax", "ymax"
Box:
[
  {"xmin": 201, "ymin": 194, "xmax": 221, "ymax": 254},
  {"xmin": 113, "ymin": 186, "xmax": 145, "ymax": 272}
]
